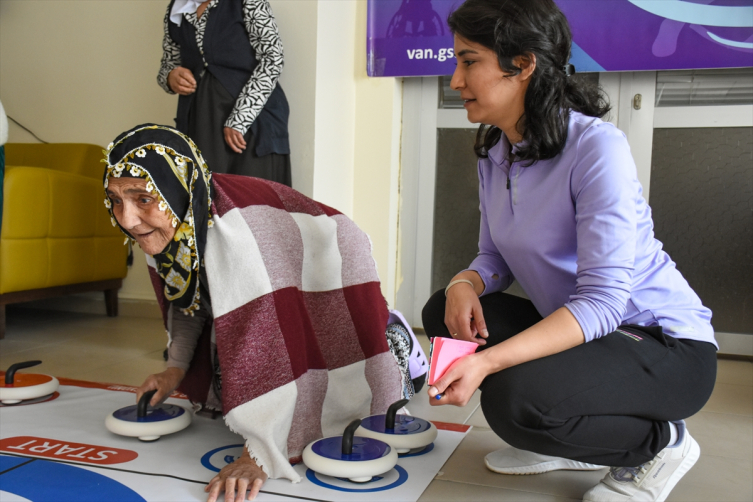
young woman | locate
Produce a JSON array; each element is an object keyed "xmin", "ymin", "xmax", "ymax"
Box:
[{"xmin": 421, "ymin": 1, "xmax": 717, "ymax": 501}]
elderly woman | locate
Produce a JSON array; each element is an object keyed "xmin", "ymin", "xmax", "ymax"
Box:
[{"xmin": 103, "ymin": 124, "xmax": 410, "ymax": 502}]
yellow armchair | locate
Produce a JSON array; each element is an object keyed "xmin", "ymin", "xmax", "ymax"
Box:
[{"xmin": 0, "ymin": 143, "xmax": 128, "ymax": 338}]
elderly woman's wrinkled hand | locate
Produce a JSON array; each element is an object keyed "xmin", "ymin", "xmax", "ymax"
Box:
[
  {"xmin": 168, "ymin": 66, "xmax": 197, "ymax": 95},
  {"xmin": 223, "ymin": 127, "xmax": 247, "ymax": 154},
  {"xmin": 205, "ymin": 451, "xmax": 267, "ymax": 502},
  {"xmin": 135, "ymin": 367, "xmax": 186, "ymax": 407}
]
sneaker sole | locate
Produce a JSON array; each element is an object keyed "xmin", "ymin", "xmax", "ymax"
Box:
[
  {"xmin": 655, "ymin": 436, "xmax": 701, "ymax": 502},
  {"xmin": 484, "ymin": 457, "xmax": 605, "ymax": 475}
]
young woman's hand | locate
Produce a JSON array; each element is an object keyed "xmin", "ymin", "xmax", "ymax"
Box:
[
  {"xmin": 444, "ymin": 273, "xmax": 488, "ymax": 345},
  {"xmin": 205, "ymin": 451, "xmax": 267, "ymax": 502},
  {"xmin": 427, "ymin": 352, "xmax": 491, "ymax": 407},
  {"xmin": 168, "ymin": 67, "xmax": 197, "ymax": 95},
  {"xmin": 135, "ymin": 367, "xmax": 185, "ymax": 407}
]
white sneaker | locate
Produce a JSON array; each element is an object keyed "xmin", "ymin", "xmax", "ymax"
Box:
[
  {"xmin": 485, "ymin": 447, "xmax": 605, "ymax": 475},
  {"xmin": 583, "ymin": 423, "xmax": 700, "ymax": 502}
]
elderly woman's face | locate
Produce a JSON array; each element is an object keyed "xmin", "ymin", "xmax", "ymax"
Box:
[{"xmin": 106, "ymin": 178, "xmax": 176, "ymax": 255}]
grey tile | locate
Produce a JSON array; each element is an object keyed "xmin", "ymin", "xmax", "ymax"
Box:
[
  {"xmin": 73, "ymin": 324, "xmax": 167, "ymax": 353},
  {"xmin": 76, "ymin": 349, "xmax": 168, "ymax": 386},
  {"xmin": 419, "ymin": 479, "xmax": 579, "ymax": 502},
  {"xmin": 0, "ymin": 338, "xmax": 48, "ymax": 357},
  {"xmin": 685, "ymin": 411, "xmax": 753, "ymax": 461},
  {"xmin": 0, "ymin": 342, "xmax": 143, "ymax": 382},
  {"xmin": 702, "ymin": 383, "xmax": 753, "ymax": 416},
  {"xmin": 667, "ymin": 454, "xmax": 753, "ymax": 502},
  {"xmin": 3, "ymin": 309, "xmax": 90, "ymax": 345},
  {"xmin": 0, "ymin": 311, "xmax": 166, "ymax": 382},
  {"xmin": 436, "ymin": 428, "xmax": 607, "ymax": 500},
  {"xmin": 716, "ymin": 359, "xmax": 753, "ymax": 387},
  {"xmin": 466, "ymin": 403, "xmax": 490, "ymax": 429}
]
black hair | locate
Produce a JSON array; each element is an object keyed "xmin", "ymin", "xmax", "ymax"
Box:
[{"xmin": 448, "ymin": 0, "xmax": 610, "ymax": 162}]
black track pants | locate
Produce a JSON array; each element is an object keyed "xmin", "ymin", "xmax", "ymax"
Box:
[{"xmin": 422, "ymin": 290, "xmax": 717, "ymax": 467}]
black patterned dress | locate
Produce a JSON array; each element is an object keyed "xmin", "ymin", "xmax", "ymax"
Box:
[{"xmin": 158, "ymin": 0, "xmax": 291, "ymax": 184}]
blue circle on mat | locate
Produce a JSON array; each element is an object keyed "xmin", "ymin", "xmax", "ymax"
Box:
[
  {"xmin": 113, "ymin": 403, "xmax": 186, "ymax": 422},
  {"xmin": 0, "ymin": 454, "xmax": 146, "ymax": 502},
  {"xmin": 200, "ymin": 444, "xmax": 245, "ymax": 472},
  {"xmin": 360, "ymin": 415, "xmax": 432, "ymax": 435},
  {"xmin": 311, "ymin": 436, "xmax": 391, "ymax": 461},
  {"xmin": 306, "ymin": 464, "xmax": 408, "ymax": 492}
]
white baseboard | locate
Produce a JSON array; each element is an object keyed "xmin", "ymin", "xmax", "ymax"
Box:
[
  {"xmin": 715, "ymin": 332, "xmax": 753, "ymax": 357},
  {"xmin": 12, "ymin": 293, "xmax": 162, "ymax": 319}
]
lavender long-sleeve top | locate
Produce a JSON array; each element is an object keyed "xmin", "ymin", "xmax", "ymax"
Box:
[{"xmin": 469, "ymin": 112, "xmax": 716, "ymax": 347}]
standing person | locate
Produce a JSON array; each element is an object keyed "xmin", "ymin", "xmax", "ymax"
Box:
[
  {"xmin": 158, "ymin": 0, "xmax": 291, "ymax": 185},
  {"xmin": 421, "ymin": 1, "xmax": 717, "ymax": 501}
]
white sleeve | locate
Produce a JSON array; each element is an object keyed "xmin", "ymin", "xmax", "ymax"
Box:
[{"xmin": 223, "ymin": 0, "xmax": 284, "ymax": 134}]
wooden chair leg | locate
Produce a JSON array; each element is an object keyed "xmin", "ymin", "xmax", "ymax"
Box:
[{"xmin": 104, "ymin": 288, "xmax": 118, "ymax": 317}]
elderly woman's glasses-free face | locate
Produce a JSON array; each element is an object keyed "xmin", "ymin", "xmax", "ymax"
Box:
[{"xmin": 106, "ymin": 177, "xmax": 177, "ymax": 255}]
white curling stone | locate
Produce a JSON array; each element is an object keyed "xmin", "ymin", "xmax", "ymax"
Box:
[
  {"xmin": 302, "ymin": 435, "xmax": 398, "ymax": 482},
  {"xmin": 105, "ymin": 403, "xmax": 191, "ymax": 440},
  {"xmin": 356, "ymin": 414, "xmax": 437, "ymax": 453},
  {"xmin": 0, "ymin": 375, "xmax": 59, "ymax": 405}
]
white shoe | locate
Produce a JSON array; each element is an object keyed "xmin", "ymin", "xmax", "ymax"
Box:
[
  {"xmin": 583, "ymin": 422, "xmax": 700, "ymax": 502},
  {"xmin": 485, "ymin": 447, "xmax": 605, "ymax": 475}
]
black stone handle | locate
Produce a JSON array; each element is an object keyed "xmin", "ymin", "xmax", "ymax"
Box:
[
  {"xmin": 138, "ymin": 390, "xmax": 157, "ymax": 418},
  {"xmin": 5, "ymin": 361, "xmax": 42, "ymax": 385},
  {"xmin": 341, "ymin": 419, "xmax": 362, "ymax": 455},
  {"xmin": 385, "ymin": 399, "xmax": 410, "ymax": 430}
]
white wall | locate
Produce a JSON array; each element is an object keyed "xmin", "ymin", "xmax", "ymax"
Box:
[
  {"xmin": 0, "ymin": 0, "xmax": 177, "ymax": 301},
  {"xmin": 310, "ymin": 0, "xmax": 357, "ymax": 215},
  {"xmin": 268, "ymin": 0, "xmax": 318, "ymax": 197},
  {"xmin": 352, "ymin": 1, "xmax": 403, "ymax": 304},
  {"xmin": 0, "ymin": 0, "xmax": 403, "ymax": 306}
]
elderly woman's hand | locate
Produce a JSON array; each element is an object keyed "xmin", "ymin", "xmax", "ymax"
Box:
[
  {"xmin": 223, "ymin": 127, "xmax": 247, "ymax": 154},
  {"xmin": 135, "ymin": 367, "xmax": 185, "ymax": 407},
  {"xmin": 168, "ymin": 67, "xmax": 197, "ymax": 95},
  {"xmin": 205, "ymin": 449, "xmax": 267, "ymax": 502}
]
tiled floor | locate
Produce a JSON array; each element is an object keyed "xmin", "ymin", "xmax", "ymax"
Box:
[{"xmin": 3, "ymin": 306, "xmax": 752, "ymax": 501}]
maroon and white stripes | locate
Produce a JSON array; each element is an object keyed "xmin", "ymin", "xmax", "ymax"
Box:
[{"xmin": 148, "ymin": 175, "xmax": 402, "ymax": 482}]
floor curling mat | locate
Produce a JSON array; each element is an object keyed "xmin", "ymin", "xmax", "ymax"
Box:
[{"xmin": 0, "ymin": 377, "xmax": 470, "ymax": 501}]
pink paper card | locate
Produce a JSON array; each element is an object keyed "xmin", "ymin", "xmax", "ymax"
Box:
[{"xmin": 427, "ymin": 337, "xmax": 478, "ymax": 386}]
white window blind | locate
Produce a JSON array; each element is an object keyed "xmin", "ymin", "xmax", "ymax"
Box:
[{"xmin": 655, "ymin": 68, "xmax": 753, "ymax": 107}]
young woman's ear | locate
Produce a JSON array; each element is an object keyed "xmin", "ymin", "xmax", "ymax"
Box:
[{"xmin": 514, "ymin": 53, "xmax": 537, "ymax": 80}]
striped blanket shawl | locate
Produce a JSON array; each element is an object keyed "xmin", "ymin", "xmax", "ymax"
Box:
[{"xmin": 147, "ymin": 174, "xmax": 402, "ymax": 482}]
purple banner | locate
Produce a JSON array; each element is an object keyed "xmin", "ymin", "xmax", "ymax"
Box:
[{"xmin": 367, "ymin": 0, "xmax": 753, "ymax": 77}]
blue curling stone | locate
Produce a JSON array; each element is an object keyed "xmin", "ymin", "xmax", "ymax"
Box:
[
  {"xmin": 360, "ymin": 414, "xmax": 432, "ymax": 435},
  {"xmin": 113, "ymin": 404, "xmax": 186, "ymax": 423},
  {"xmin": 311, "ymin": 436, "xmax": 391, "ymax": 462}
]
